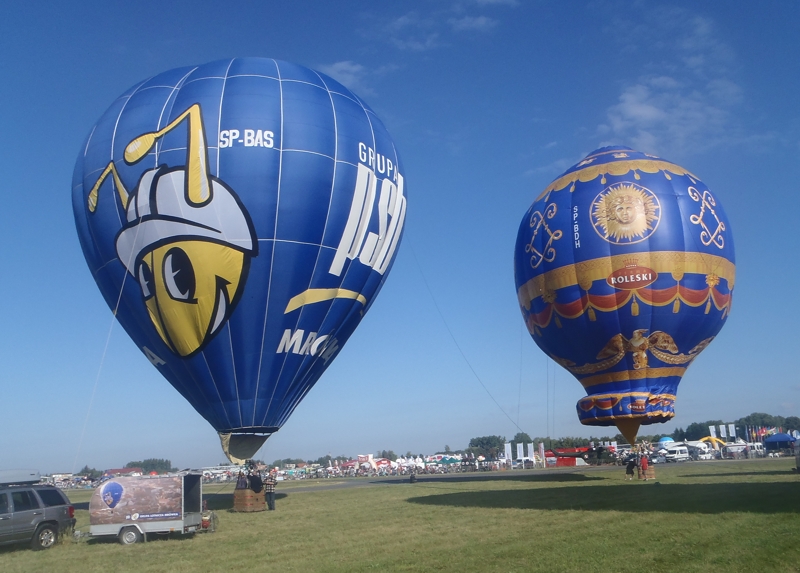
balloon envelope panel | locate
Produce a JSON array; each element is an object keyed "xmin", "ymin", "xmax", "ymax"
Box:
[
  {"xmin": 73, "ymin": 58, "xmax": 406, "ymax": 439},
  {"xmin": 514, "ymin": 146, "xmax": 733, "ymax": 436}
]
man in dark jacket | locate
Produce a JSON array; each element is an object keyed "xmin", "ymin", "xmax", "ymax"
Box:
[
  {"xmin": 264, "ymin": 471, "xmax": 277, "ymax": 510},
  {"xmin": 625, "ymin": 458, "xmax": 636, "ymax": 480},
  {"xmin": 249, "ymin": 470, "xmax": 263, "ymax": 493}
]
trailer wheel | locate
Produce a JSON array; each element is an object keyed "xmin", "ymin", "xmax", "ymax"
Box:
[{"xmin": 119, "ymin": 526, "xmax": 142, "ymax": 545}]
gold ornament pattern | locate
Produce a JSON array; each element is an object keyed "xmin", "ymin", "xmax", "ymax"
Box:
[
  {"xmin": 551, "ymin": 330, "xmax": 714, "ymax": 375},
  {"xmin": 688, "ymin": 187, "xmax": 726, "ymax": 249},
  {"xmin": 536, "ymin": 155, "xmax": 699, "ymax": 202},
  {"xmin": 525, "ymin": 202, "xmax": 562, "ymax": 269},
  {"xmin": 517, "ymin": 251, "xmax": 735, "ymax": 311},
  {"xmin": 577, "ymin": 367, "xmax": 688, "ymax": 389}
]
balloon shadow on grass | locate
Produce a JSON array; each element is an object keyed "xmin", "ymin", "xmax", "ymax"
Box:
[
  {"xmin": 379, "ymin": 472, "xmax": 605, "ymax": 487},
  {"xmin": 407, "ymin": 482, "xmax": 800, "ymax": 514}
]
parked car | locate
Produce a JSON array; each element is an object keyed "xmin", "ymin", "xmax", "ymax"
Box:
[
  {"xmin": 665, "ymin": 445, "xmax": 691, "ymax": 462},
  {"xmin": 0, "ymin": 483, "xmax": 76, "ymax": 550}
]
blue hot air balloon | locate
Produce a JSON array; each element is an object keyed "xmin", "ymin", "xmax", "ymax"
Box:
[
  {"xmin": 101, "ymin": 481, "xmax": 124, "ymax": 509},
  {"xmin": 514, "ymin": 146, "xmax": 734, "ymax": 444},
  {"xmin": 73, "ymin": 58, "xmax": 406, "ymax": 461}
]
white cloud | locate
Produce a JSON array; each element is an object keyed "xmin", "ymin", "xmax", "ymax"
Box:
[
  {"xmin": 392, "ymin": 34, "xmax": 440, "ymax": 51},
  {"xmin": 599, "ymin": 9, "xmax": 744, "ymax": 158},
  {"xmin": 386, "ymin": 11, "xmax": 441, "ymax": 52},
  {"xmin": 449, "ymin": 15, "xmax": 498, "ymax": 32},
  {"xmin": 369, "ymin": 6, "xmax": 509, "ymax": 52},
  {"xmin": 603, "ymin": 76, "xmax": 733, "ymax": 156},
  {"xmin": 318, "ymin": 61, "xmax": 374, "ymax": 97},
  {"xmin": 473, "ymin": 0, "xmax": 519, "ymax": 5}
]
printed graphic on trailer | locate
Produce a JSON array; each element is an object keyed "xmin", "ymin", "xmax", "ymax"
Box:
[{"xmin": 89, "ymin": 477, "xmax": 183, "ymax": 526}]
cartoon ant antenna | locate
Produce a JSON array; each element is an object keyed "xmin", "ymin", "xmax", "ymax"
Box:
[
  {"xmin": 87, "ymin": 103, "xmax": 211, "ymax": 211},
  {"xmin": 87, "ymin": 162, "xmax": 129, "ymax": 212}
]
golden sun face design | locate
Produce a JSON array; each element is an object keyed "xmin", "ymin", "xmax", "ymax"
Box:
[{"xmin": 591, "ymin": 182, "xmax": 660, "ymax": 243}]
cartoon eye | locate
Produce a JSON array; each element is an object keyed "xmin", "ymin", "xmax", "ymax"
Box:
[
  {"xmin": 163, "ymin": 247, "xmax": 196, "ymax": 302},
  {"xmin": 138, "ymin": 262, "xmax": 154, "ymax": 300}
]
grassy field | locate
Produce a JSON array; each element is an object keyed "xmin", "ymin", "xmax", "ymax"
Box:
[{"xmin": 2, "ymin": 458, "xmax": 799, "ymax": 572}]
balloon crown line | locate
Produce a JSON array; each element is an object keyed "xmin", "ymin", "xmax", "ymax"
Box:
[{"xmin": 536, "ymin": 147, "xmax": 700, "ymax": 202}]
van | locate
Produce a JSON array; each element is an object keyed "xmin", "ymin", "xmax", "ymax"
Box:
[
  {"xmin": 722, "ymin": 443, "xmax": 748, "ymax": 459},
  {"xmin": 747, "ymin": 442, "xmax": 765, "ymax": 458},
  {"xmin": 665, "ymin": 446, "xmax": 690, "ymax": 462}
]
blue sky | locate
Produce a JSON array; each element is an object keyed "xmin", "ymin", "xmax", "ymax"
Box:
[{"xmin": 2, "ymin": 1, "xmax": 798, "ymax": 472}]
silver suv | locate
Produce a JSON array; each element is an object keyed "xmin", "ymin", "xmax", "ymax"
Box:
[{"xmin": 0, "ymin": 484, "xmax": 76, "ymax": 550}]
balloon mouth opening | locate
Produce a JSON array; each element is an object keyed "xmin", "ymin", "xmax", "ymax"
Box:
[
  {"xmin": 613, "ymin": 419, "xmax": 643, "ymax": 447},
  {"xmin": 579, "ymin": 411, "xmax": 675, "ymax": 447},
  {"xmin": 218, "ymin": 432, "xmax": 275, "ymax": 464}
]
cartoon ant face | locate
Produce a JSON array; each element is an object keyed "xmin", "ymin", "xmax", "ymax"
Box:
[
  {"xmin": 88, "ymin": 104, "xmax": 257, "ymax": 357},
  {"xmin": 137, "ymin": 240, "xmax": 246, "ymax": 356}
]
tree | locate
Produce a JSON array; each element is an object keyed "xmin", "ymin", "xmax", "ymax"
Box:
[
  {"xmin": 735, "ymin": 412, "xmax": 786, "ymax": 438},
  {"xmin": 467, "ymin": 435, "xmax": 506, "ymax": 459},
  {"xmin": 510, "ymin": 432, "xmax": 533, "ymax": 458},
  {"xmin": 611, "ymin": 433, "xmax": 627, "ymax": 445},
  {"xmin": 125, "ymin": 459, "xmax": 176, "ymax": 474},
  {"xmin": 77, "ymin": 465, "xmax": 102, "ymax": 480},
  {"xmin": 683, "ymin": 420, "xmax": 723, "ymax": 441},
  {"xmin": 671, "ymin": 427, "xmax": 687, "ymax": 441},
  {"xmin": 377, "ymin": 450, "xmax": 397, "ymax": 461},
  {"xmin": 784, "ymin": 416, "xmax": 800, "ymax": 433},
  {"xmin": 311, "ymin": 455, "xmax": 349, "ymax": 466},
  {"xmin": 272, "ymin": 458, "xmax": 305, "ymax": 468},
  {"xmin": 735, "ymin": 412, "xmax": 784, "ymax": 428}
]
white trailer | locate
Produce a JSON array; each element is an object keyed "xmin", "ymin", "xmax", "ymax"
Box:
[{"xmin": 89, "ymin": 473, "xmax": 202, "ymax": 544}]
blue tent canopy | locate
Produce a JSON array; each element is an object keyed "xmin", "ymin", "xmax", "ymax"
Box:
[{"xmin": 763, "ymin": 433, "xmax": 796, "ymax": 449}]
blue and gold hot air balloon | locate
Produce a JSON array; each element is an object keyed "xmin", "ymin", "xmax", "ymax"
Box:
[
  {"xmin": 73, "ymin": 58, "xmax": 406, "ymax": 462},
  {"xmin": 514, "ymin": 146, "xmax": 734, "ymax": 444}
]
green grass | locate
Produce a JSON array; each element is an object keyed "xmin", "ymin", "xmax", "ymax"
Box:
[{"xmin": 2, "ymin": 459, "xmax": 799, "ymax": 572}]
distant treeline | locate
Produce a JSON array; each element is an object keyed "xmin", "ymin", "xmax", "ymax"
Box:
[
  {"xmin": 78, "ymin": 413, "xmax": 798, "ymax": 475},
  {"xmin": 77, "ymin": 458, "xmax": 177, "ymax": 478}
]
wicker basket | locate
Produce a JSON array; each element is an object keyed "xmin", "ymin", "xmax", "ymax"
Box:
[
  {"xmin": 233, "ymin": 488, "xmax": 266, "ymax": 512},
  {"xmin": 637, "ymin": 467, "xmax": 656, "ymax": 480}
]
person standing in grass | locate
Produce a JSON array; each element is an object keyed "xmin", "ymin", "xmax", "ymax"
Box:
[
  {"xmin": 264, "ymin": 470, "xmax": 277, "ymax": 510},
  {"xmin": 640, "ymin": 454, "xmax": 649, "ymax": 480},
  {"xmin": 249, "ymin": 469, "xmax": 263, "ymax": 493},
  {"xmin": 625, "ymin": 457, "xmax": 636, "ymax": 480},
  {"xmin": 236, "ymin": 471, "xmax": 248, "ymax": 489}
]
